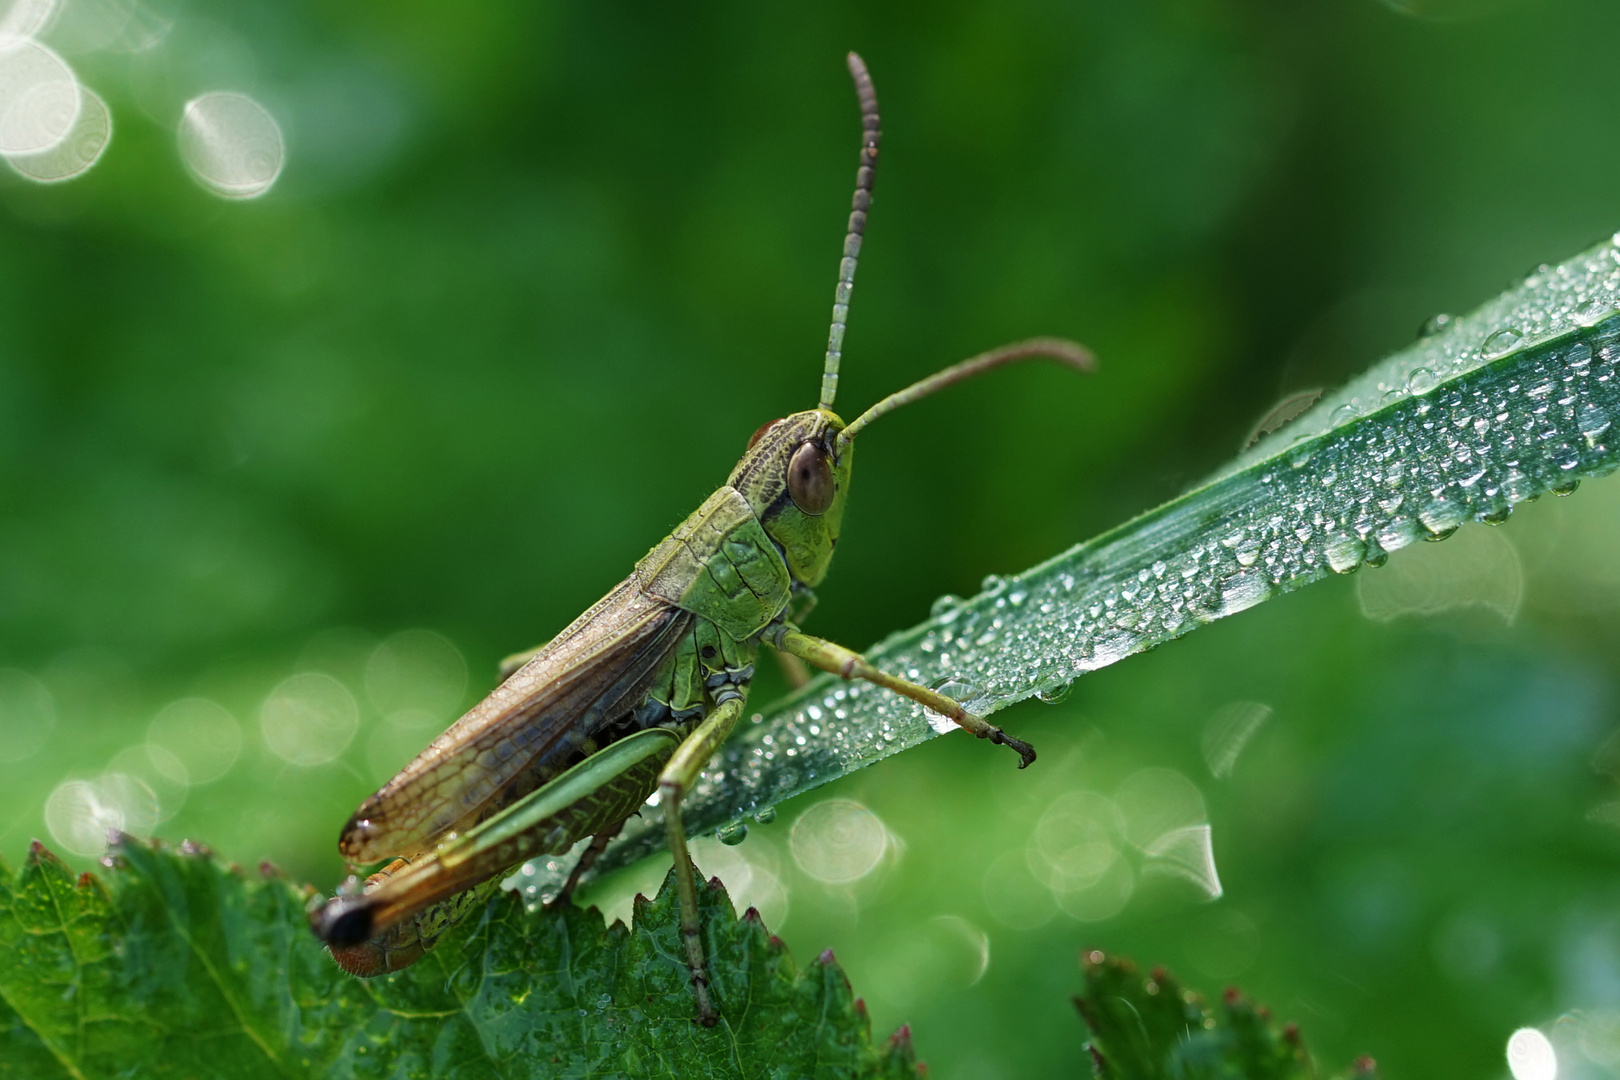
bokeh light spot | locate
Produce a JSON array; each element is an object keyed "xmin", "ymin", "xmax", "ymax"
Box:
[
  {"xmin": 107, "ymin": 743, "xmax": 188, "ymax": 821},
  {"xmin": 1053, "ymin": 856, "xmax": 1134, "ymax": 922},
  {"xmin": 981, "ymin": 847, "xmax": 1057, "ymax": 931},
  {"xmin": 790, "ymin": 798, "xmax": 889, "ymax": 884},
  {"xmin": 863, "ymin": 916, "xmax": 992, "ymax": 1008},
  {"xmin": 1358, "ymin": 524, "xmax": 1522, "ymax": 623},
  {"xmin": 690, "ymin": 836, "xmax": 788, "ymax": 930},
  {"xmin": 0, "ymin": 668, "xmax": 55, "ymax": 763},
  {"xmin": 44, "ymin": 773, "xmax": 158, "ymax": 856},
  {"xmin": 1507, "ymin": 1027, "xmax": 1557, "ymax": 1080},
  {"xmin": 1202, "ymin": 700, "xmax": 1271, "ymax": 780},
  {"xmin": 177, "ymin": 90, "xmax": 282, "ymax": 198},
  {"xmin": 0, "ymin": 39, "xmax": 79, "ymax": 155},
  {"xmin": 46, "ymin": 0, "xmax": 172, "ymax": 53},
  {"xmin": 1115, "ymin": 767, "xmax": 1207, "ymax": 850},
  {"xmin": 364, "ymin": 707, "xmax": 444, "ymax": 784},
  {"xmin": 147, "ymin": 697, "xmax": 241, "ymax": 783},
  {"xmin": 7, "ymin": 84, "xmax": 108, "ymax": 182},
  {"xmin": 260, "ymin": 672, "xmax": 357, "ymax": 766},
  {"xmin": 1030, "ymin": 792, "xmax": 1124, "ymax": 891},
  {"xmin": 1182, "ymin": 908, "xmax": 1260, "ymax": 979},
  {"xmin": 0, "ymin": 0, "xmax": 53, "ymax": 39},
  {"xmin": 364, "ymin": 629, "xmax": 466, "ymax": 717},
  {"xmin": 1379, "ymin": 0, "xmax": 1526, "ymax": 20},
  {"xmin": 1143, "ymin": 824, "xmax": 1223, "ymax": 899},
  {"xmin": 1579, "ymin": 1012, "xmax": 1620, "ymax": 1068}
]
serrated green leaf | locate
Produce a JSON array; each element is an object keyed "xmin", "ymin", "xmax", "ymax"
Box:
[
  {"xmin": 0, "ymin": 837, "xmax": 919, "ymax": 1079},
  {"xmin": 560, "ymin": 233, "xmax": 1620, "ymax": 887},
  {"xmin": 1073, "ymin": 952, "xmax": 1379, "ymax": 1080}
]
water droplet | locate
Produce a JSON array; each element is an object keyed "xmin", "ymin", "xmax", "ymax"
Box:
[
  {"xmin": 717, "ymin": 821, "xmax": 748, "ymax": 846},
  {"xmin": 924, "ymin": 676, "xmax": 981, "ymax": 734},
  {"xmin": 930, "ymin": 594, "xmax": 964, "ymax": 623},
  {"xmin": 1375, "ymin": 517, "xmax": 1419, "ymax": 554},
  {"xmin": 1502, "ymin": 470, "xmax": 1536, "ymax": 503},
  {"xmin": 1329, "ymin": 403, "xmax": 1359, "ymax": 428},
  {"xmin": 1418, "ymin": 498, "xmax": 1463, "ymax": 541},
  {"xmin": 979, "ymin": 574, "xmax": 1007, "ymax": 596},
  {"xmin": 753, "ymin": 806, "xmax": 777, "ymax": 825},
  {"xmin": 1576, "ymin": 297, "xmax": 1612, "ymax": 326},
  {"xmin": 1324, "ymin": 533, "xmax": 1366, "ymax": 574},
  {"xmin": 1480, "ymin": 327, "xmax": 1523, "ymax": 359},
  {"xmin": 1476, "ymin": 502, "xmax": 1513, "ymax": 526},
  {"xmin": 1406, "ymin": 367, "xmax": 1438, "ymax": 395},
  {"xmin": 1218, "ymin": 572, "xmax": 1270, "ymax": 615},
  {"xmin": 1551, "ymin": 478, "xmax": 1581, "ymax": 497},
  {"xmin": 1578, "ymin": 401, "xmax": 1612, "ymax": 442},
  {"xmin": 1419, "ymin": 313, "xmax": 1454, "ymax": 338},
  {"xmin": 1362, "ymin": 537, "xmax": 1389, "ymax": 569},
  {"xmin": 1037, "ymin": 680, "xmax": 1074, "ymax": 705}
]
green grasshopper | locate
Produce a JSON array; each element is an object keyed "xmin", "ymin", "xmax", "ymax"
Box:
[{"xmin": 309, "ymin": 52, "xmax": 1092, "ymax": 1026}]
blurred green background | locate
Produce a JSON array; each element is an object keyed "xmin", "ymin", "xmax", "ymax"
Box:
[{"xmin": 4, "ymin": 0, "xmax": 1620, "ymax": 1075}]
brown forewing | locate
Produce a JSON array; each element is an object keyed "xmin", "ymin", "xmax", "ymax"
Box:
[{"xmin": 339, "ymin": 576, "xmax": 693, "ymax": 863}]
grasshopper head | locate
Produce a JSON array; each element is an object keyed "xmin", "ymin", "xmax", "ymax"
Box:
[
  {"xmin": 721, "ymin": 54, "xmax": 1089, "ymax": 590},
  {"xmin": 728, "ymin": 408, "xmax": 852, "ymax": 587}
]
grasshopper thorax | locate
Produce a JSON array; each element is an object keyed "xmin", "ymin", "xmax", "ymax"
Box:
[{"xmin": 728, "ymin": 408, "xmax": 852, "ymax": 588}]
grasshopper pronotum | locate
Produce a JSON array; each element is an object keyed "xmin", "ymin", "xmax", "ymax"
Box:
[{"xmin": 309, "ymin": 52, "xmax": 1093, "ymax": 1026}]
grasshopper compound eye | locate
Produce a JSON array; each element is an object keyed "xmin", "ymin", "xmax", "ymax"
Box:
[{"xmin": 787, "ymin": 441, "xmax": 835, "ymax": 515}]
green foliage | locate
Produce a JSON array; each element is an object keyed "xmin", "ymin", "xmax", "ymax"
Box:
[
  {"xmin": 1074, "ymin": 953, "xmax": 1379, "ymax": 1080},
  {"xmin": 9, "ymin": 233, "xmax": 1617, "ymax": 1076},
  {"xmin": 0, "ymin": 837, "xmax": 918, "ymax": 1080},
  {"xmin": 8, "ymin": 5, "xmax": 1620, "ymax": 1075}
]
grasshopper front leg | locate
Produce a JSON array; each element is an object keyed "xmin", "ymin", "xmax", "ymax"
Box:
[
  {"xmin": 658, "ymin": 691, "xmax": 748, "ymax": 1027},
  {"xmin": 773, "ymin": 627, "xmax": 1037, "ymax": 767}
]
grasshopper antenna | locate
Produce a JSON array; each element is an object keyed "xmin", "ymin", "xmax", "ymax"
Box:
[
  {"xmin": 820, "ymin": 51, "xmax": 880, "ymax": 413},
  {"xmin": 837, "ymin": 338, "xmax": 1096, "ymax": 451}
]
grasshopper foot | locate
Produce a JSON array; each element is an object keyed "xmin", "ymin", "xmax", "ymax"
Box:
[
  {"xmin": 695, "ymin": 991, "xmax": 719, "ymax": 1027},
  {"xmin": 984, "ymin": 726, "xmax": 1037, "ymax": 768}
]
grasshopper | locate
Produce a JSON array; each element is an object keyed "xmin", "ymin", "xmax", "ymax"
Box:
[{"xmin": 309, "ymin": 52, "xmax": 1092, "ymax": 1026}]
